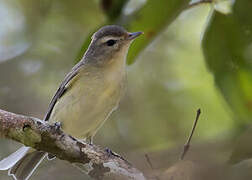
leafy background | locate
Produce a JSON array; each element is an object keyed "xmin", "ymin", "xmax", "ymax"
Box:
[{"xmin": 0, "ymin": 0, "xmax": 251, "ymax": 179}]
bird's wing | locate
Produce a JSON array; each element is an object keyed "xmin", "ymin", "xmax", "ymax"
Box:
[{"xmin": 43, "ymin": 62, "xmax": 84, "ymax": 121}]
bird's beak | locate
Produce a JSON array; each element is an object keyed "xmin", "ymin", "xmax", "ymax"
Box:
[{"xmin": 127, "ymin": 31, "xmax": 143, "ymax": 40}]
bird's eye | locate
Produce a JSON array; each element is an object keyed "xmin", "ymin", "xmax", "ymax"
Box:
[{"xmin": 106, "ymin": 39, "xmax": 116, "ymax": 46}]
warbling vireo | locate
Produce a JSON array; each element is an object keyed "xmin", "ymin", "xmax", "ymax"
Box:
[{"xmin": 0, "ymin": 25, "xmax": 143, "ymax": 180}]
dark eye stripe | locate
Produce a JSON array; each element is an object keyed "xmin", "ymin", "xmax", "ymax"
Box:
[{"xmin": 106, "ymin": 39, "xmax": 116, "ymax": 46}]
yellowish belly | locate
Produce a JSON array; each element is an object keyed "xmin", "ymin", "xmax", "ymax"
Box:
[{"xmin": 49, "ymin": 69, "xmax": 125, "ymax": 139}]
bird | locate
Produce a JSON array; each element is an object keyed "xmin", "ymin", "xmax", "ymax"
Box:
[{"xmin": 0, "ymin": 25, "xmax": 143, "ymax": 180}]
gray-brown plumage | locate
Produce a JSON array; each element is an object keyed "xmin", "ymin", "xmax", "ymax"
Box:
[{"xmin": 93, "ymin": 25, "xmax": 127, "ymax": 39}]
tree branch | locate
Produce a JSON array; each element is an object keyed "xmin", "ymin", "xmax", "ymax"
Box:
[{"xmin": 0, "ymin": 109, "xmax": 145, "ymax": 180}]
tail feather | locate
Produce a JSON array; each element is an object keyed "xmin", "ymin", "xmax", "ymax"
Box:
[
  {"xmin": 0, "ymin": 146, "xmax": 30, "ymax": 171},
  {"xmin": 8, "ymin": 151, "xmax": 47, "ymax": 180},
  {"xmin": 0, "ymin": 146, "xmax": 47, "ymax": 180}
]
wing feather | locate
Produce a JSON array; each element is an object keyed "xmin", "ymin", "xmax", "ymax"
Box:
[{"xmin": 43, "ymin": 62, "xmax": 84, "ymax": 121}]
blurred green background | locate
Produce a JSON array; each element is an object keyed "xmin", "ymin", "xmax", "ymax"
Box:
[{"xmin": 0, "ymin": 0, "xmax": 251, "ymax": 179}]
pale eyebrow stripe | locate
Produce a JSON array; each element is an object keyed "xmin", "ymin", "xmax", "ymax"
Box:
[{"xmin": 99, "ymin": 36, "xmax": 122, "ymax": 43}]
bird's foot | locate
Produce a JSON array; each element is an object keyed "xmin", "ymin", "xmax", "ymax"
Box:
[
  {"xmin": 105, "ymin": 147, "xmax": 114, "ymax": 157},
  {"xmin": 54, "ymin": 122, "xmax": 62, "ymax": 130},
  {"xmin": 105, "ymin": 148, "xmax": 120, "ymax": 157},
  {"xmin": 86, "ymin": 136, "xmax": 93, "ymax": 146},
  {"xmin": 47, "ymin": 153, "xmax": 56, "ymax": 160},
  {"xmin": 105, "ymin": 147, "xmax": 131, "ymax": 165}
]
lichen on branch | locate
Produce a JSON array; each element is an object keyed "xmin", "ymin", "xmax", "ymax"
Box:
[{"xmin": 0, "ymin": 109, "xmax": 145, "ymax": 180}]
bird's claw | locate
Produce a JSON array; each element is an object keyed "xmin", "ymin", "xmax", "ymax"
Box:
[
  {"xmin": 54, "ymin": 122, "xmax": 62, "ymax": 131},
  {"xmin": 105, "ymin": 147, "xmax": 113, "ymax": 156},
  {"xmin": 105, "ymin": 147, "xmax": 131, "ymax": 165}
]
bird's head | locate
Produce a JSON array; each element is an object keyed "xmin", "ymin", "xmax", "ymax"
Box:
[{"xmin": 84, "ymin": 25, "xmax": 143, "ymax": 65}]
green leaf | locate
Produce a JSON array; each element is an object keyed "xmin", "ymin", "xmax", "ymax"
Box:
[
  {"xmin": 125, "ymin": 0, "xmax": 190, "ymax": 64},
  {"xmin": 202, "ymin": 0, "xmax": 252, "ymax": 124}
]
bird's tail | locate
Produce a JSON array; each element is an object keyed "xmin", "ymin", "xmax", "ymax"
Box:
[{"xmin": 0, "ymin": 146, "xmax": 47, "ymax": 180}]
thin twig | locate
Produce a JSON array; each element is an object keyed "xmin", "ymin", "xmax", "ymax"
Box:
[
  {"xmin": 180, "ymin": 108, "xmax": 201, "ymax": 160},
  {"xmin": 187, "ymin": 0, "xmax": 213, "ymax": 9},
  {"xmin": 144, "ymin": 154, "xmax": 160, "ymax": 180},
  {"xmin": 145, "ymin": 154, "xmax": 154, "ymax": 170}
]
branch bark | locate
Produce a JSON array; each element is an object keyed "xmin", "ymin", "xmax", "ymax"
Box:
[{"xmin": 0, "ymin": 109, "xmax": 145, "ymax": 180}]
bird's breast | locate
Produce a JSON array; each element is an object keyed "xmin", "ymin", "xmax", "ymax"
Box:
[{"xmin": 50, "ymin": 60, "xmax": 126, "ymax": 139}]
